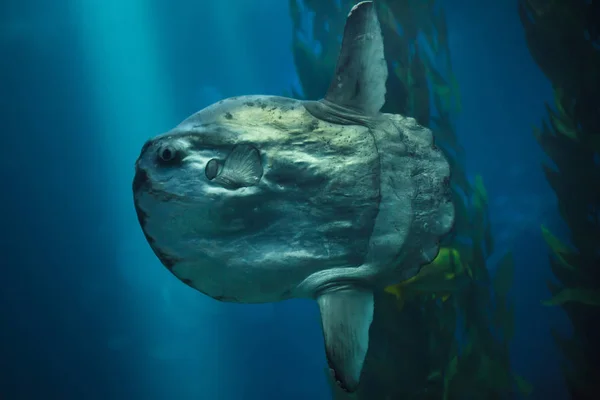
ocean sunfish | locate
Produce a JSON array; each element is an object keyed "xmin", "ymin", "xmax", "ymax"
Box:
[{"xmin": 132, "ymin": 1, "xmax": 454, "ymax": 392}]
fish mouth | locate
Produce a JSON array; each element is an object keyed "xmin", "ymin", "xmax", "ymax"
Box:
[
  {"xmin": 132, "ymin": 164, "xmax": 192, "ymax": 202},
  {"xmin": 132, "ymin": 164, "xmax": 149, "ymax": 193}
]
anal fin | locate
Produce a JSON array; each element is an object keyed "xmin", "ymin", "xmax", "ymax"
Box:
[{"xmin": 317, "ymin": 288, "xmax": 374, "ymax": 393}]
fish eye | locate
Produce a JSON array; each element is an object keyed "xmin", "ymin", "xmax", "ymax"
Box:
[
  {"xmin": 205, "ymin": 159, "xmax": 220, "ymax": 180},
  {"xmin": 157, "ymin": 145, "xmax": 177, "ymax": 163}
]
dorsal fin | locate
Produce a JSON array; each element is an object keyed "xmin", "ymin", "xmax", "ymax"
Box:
[{"xmin": 324, "ymin": 1, "xmax": 388, "ymax": 116}]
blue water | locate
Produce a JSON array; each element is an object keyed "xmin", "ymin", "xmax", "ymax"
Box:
[{"xmin": 0, "ymin": 0, "xmax": 570, "ymax": 399}]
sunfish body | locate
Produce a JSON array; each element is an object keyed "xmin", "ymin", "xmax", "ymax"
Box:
[{"xmin": 132, "ymin": 1, "xmax": 454, "ymax": 392}]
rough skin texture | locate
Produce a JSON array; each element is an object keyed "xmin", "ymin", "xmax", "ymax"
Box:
[
  {"xmin": 133, "ymin": 95, "xmax": 454, "ymax": 302},
  {"xmin": 134, "ymin": 96, "xmax": 379, "ymax": 302}
]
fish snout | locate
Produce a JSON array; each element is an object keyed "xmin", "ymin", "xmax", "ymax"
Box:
[{"xmin": 132, "ymin": 164, "xmax": 150, "ymax": 193}]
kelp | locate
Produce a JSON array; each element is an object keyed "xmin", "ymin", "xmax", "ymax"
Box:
[
  {"xmin": 289, "ymin": 1, "xmax": 530, "ymax": 398},
  {"xmin": 519, "ymin": 0, "xmax": 600, "ymax": 398}
]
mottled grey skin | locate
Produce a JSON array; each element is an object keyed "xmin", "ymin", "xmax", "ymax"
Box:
[
  {"xmin": 134, "ymin": 96, "xmax": 378, "ymax": 302},
  {"xmin": 134, "ymin": 96, "xmax": 452, "ymax": 301},
  {"xmin": 132, "ymin": 1, "xmax": 454, "ymax": 393}
]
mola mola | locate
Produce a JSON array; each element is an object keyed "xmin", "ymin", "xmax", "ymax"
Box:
[{"xmin": 132, "ymin": 1, "xmax": 454, "ymax": 392}]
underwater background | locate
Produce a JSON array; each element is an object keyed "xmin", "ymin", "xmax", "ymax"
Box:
[{"xmin": 2, "ymin": 0, "xmax": 598, "ymax": 399}]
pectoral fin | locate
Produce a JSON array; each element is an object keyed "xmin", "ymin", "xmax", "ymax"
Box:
[
  {"xmin": 317, "ymin": 288, "xmax": 374, "ymax": 393},
  {"xmin": 213, "ymin": 144, "xmax": 262, "ymax": 188}
]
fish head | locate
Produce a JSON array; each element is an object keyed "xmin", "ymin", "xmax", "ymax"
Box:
[
  {"xmin": 133, "ymin": 134, "xmax": 238, "ymax": 204},
  {"xmin": 132, "ymin": 99, "xmax": 285, "ymax": 293},
  {"xmin": 133, "ymin": 124, "xmax": 265, "ymax": 232}
]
